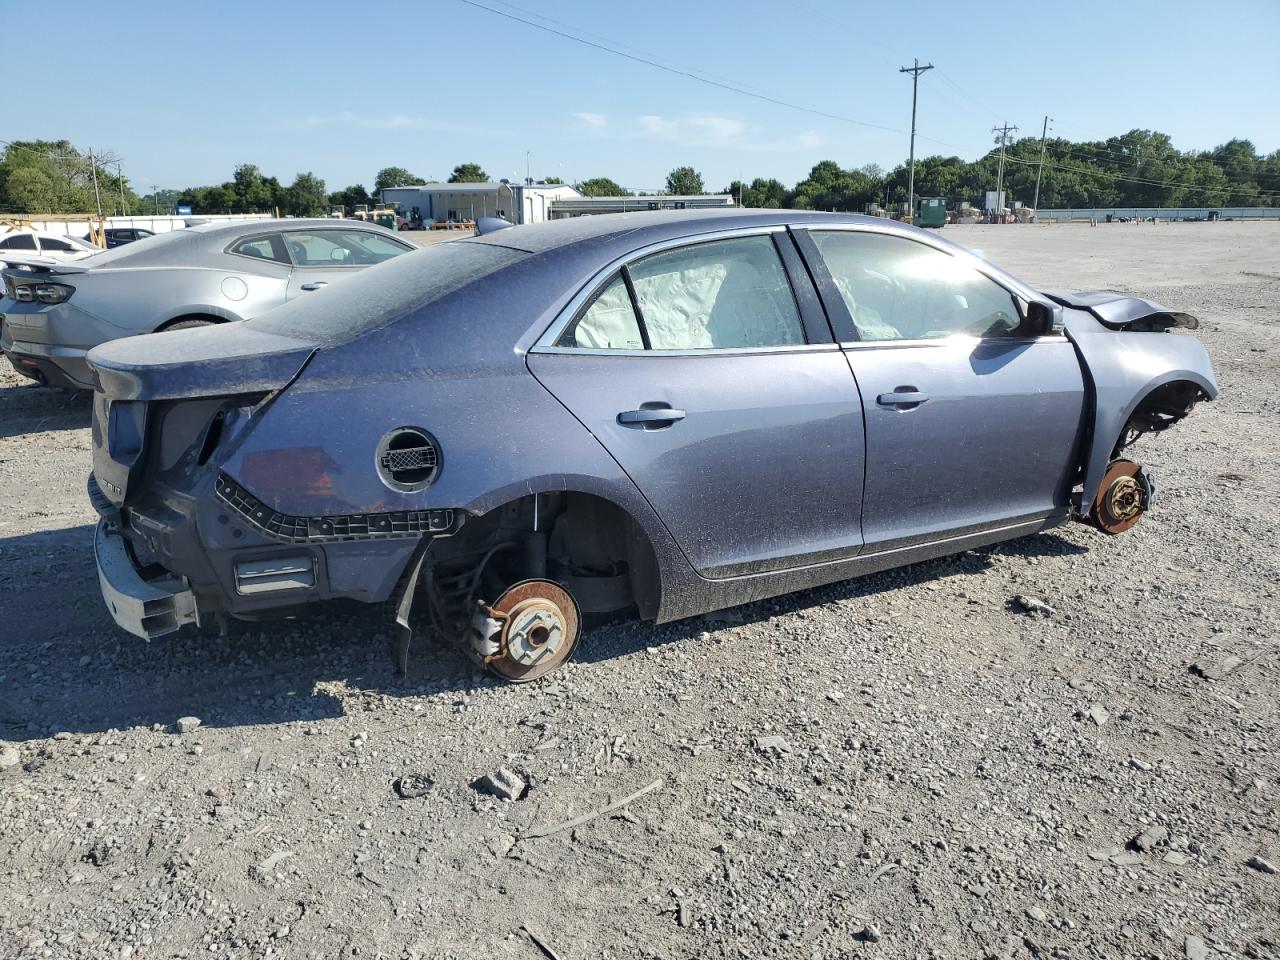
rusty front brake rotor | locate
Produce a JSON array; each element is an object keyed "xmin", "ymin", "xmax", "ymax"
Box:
[{"xmin": 1091, "ymin": 459, "xmax": 1148, "ymax": 535}]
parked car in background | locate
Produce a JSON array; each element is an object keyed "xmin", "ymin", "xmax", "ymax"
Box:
[
  {"xmin": 0, "ymin": 218, "xmax": 415, "ymax": 389},
  {"xmin": 84, "ymin": 227, "xmax": 157, "ymax": 248},
  {"xmin": 83, "ymin": 210, "xmax": 1217, "ymax": 683},
  {"xmin": 0, "ymin": 230, "xmax": 99, "ymax": 267}
]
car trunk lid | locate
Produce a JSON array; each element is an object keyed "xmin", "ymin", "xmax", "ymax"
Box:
[{"xmin": 88, "ymin": 324, "xmax": 317, "ymax": 507}]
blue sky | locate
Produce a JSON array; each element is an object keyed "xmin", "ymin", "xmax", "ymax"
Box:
[{"xmin": 9, "ymin": 0, "xmax": 1279, "ymax": 193}]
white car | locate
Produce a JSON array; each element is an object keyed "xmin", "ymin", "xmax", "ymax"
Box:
[{"xmin": 0, "ymin": 230, "xmax": 100, "ymax": 268}]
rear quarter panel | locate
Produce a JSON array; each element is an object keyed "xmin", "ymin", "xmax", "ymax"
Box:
[{"xmin": 75, "ymin": 266, "xmax": 287, "ymax": 330}]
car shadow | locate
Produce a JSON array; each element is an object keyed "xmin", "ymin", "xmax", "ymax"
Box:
[
  {"xmin": 0, "ymin": 380, "xmax": 91, "ymax": 439},
  {"xmin": 0, "ymin": 524, "xmax": 480, "ymax": 744},
  {"xmin": 575, "ymin": 529, "xmax": 1090, "ymax": 664},
  {"xmin": 0, "ymin": 525, "xmax": 1089, "ymax": 743}
]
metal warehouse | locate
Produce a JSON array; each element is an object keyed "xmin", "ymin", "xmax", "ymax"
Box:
[
  {"xmin": 379, "ymin": 182, "xmax": 582, "ymax": 225},
  {"xmin": 380, "ymin": 183, "xmax": 738, "ymax": 225}
]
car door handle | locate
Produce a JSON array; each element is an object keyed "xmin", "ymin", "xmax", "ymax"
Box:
[
  {"xmin": 299, "ymin": 281, "xmax": 329, "ymax": 291},
  {"xmin": 617, "ymin": 406, "xmax": 686, "ymax": 428},
  {"xmin": 877, "ymin": 389, "xmax": 930, "ymax": 407}
]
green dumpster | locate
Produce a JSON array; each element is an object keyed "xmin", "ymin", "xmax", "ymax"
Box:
[
  {"xmin": 913, "ymin": 197, "xmax": 946, "ymax": 228},
  {"xmin": 375, "ymin": 211, "xmax": 398, "ymax": 231}
]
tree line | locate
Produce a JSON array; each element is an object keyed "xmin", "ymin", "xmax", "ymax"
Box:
[{"xmin": 2, "ymin": 130, "xmax": 1277, "ymax": 218}]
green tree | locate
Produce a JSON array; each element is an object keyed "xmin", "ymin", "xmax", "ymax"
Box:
[
  {"xmin": 374, "ymin": 166, "xmax": 423, "ymax": 192},
  {"xmin": 725, "ymin": 177, "xmax": 788, "ymax": 208},
  {"xmin": 665, "ymin": 166, "xmax": 704, "ymax": 194},
  {"xmin": 232, "ymin": 163, "xmax": 277, "ymax": 211},
  {"xmin": 447, "ymin": 163, "xmax": 488, "ymax": 183},
  {"xmin": 576, "ymin": 177, "xmax": 629, "ymax": 196},
  {"xmin": 542, "ymin": 176, "xmax": 564, "ymax": 185},
  {"xmin": 0, "ymin": 139, "xmax": 138, "ymax": 214},
  {"xmin": 328, "ymin": 184, "xmax": 371, "ymax": 213},
  {"xmin": 283, "ymin": 172, "xmax": 327, "ymax": 217}
]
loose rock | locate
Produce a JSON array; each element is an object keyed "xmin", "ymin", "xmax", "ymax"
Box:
[
  {"xmin": 1247, "ymin": 855, "xmax": 1276, "ymax": 874},
  {"xmin": 477, "ymin": 767, "xmax": 527, "ymax": 801},
  {"xmin": 0, "ymin": 744, "xmax": 18, "ymax": 772},
  {"xmin": 1013, "ymin": 595, "xmax": 1055, "ymax": 617},
  {"xmin": 174, "ymin": 716, "xmax": 202, "ymax": 734}
]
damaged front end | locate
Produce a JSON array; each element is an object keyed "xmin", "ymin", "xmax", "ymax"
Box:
[{"xmin": 1051, "ymin": 290, "xmax": 1218, "ymax": 535}]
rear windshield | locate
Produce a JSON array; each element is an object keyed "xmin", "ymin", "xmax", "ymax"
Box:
[{"xmin": 245, "ymin": 238, "xmax": 526, "ymax": 344}]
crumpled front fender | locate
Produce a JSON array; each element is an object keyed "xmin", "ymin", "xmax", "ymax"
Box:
[{"xmin": 1063, "ymin": 309, "xmax": 1218, "ymax": 512}]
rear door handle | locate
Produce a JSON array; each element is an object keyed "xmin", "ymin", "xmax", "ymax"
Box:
[
  {"xmin": 299, "ymin": 281, "xmax": 329, "ymax": 291},
  {"xmin": 618, "ymin": 406, "xmax": 686, "ymax": 428},
  {"xmin": 877, "ymin": 389, "xmax": 930, "ymax": 407}
]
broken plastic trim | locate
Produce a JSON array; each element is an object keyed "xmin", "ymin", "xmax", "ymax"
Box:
[{"xmin": 215, "ymin": 474, "xmax": 458, "ymax": 544}]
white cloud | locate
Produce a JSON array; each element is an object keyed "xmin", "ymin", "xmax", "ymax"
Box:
[
  {"xmin": 289, "ymin": 112, "xmax": 507, "ymax": 137},
  {"xmin": 577, "ymin": 111, "xmax": 822, "ymax": 153}
]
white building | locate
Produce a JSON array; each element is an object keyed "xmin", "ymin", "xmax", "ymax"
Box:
[{"xmin": 380, "ymin": 182, "xmax": 582, "ymax": 226}]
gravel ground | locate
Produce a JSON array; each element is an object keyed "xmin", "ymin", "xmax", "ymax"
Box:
[{"xmin": 1, "ymin": 222, "xmax": 1277, "ymax": 960}]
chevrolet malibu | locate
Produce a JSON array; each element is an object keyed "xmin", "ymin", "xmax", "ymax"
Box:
[
  {"xmin": 1, "ymin": 218, "xmax": 414, "ymax": 390},
  {"xmin": 84, "ymin": 210, "xmax": 1217, "ymax": 682}
]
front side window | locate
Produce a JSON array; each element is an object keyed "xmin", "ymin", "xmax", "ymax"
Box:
[
  {"xmin": 39, "ymin": 237, "xmax": 74, "ymax": 252},
  {"xmin": 284, "ymin": 229, "xmax": 412, "ymax": 267},
  {"xmin": 811, "ymin": 231, "xmax": 1021, "ymax": 341},
  {"xmin": 556, "ymin": 234, "xmax": 806, "ymax": 351}
]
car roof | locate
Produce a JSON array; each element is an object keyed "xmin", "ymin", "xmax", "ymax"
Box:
[
  {"xmin": 184, "ymin": 218, "xmax": 391, "ymax": 237},
  {"xmin": 467, "ymin": 208, "xmax": 905, "ymax": 254}
]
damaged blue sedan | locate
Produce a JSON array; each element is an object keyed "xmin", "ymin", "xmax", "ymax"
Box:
[{"xmin": 85, "ymin": 210, "xmax": 1217, "ymax": 682}]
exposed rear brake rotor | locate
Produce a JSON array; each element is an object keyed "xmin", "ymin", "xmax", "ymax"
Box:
[
  {"xmin": 1091, "ymin": 459, "xmax": 1147, "ymax": 535},
  {"xmin": 483, "ymin": 580, "xmax": 581, "ymax": 683}
]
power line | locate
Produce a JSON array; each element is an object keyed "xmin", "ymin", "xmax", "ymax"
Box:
[
  {"xmin": 456, "ymin": 0, "xmax": 907, "ymax": 135},
  {"xmin": 1001, "ymin": 153, "xmax": 1280, "ymax": 199}
]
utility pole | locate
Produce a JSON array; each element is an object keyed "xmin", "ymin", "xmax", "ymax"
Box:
[
  {"xmin": 1033, "ymin": 115, "xmax": 1052, "ymax": 211},
  {"xmin": 899, "ymin": 58, "xmax": 933, "ymax": 221},
  {"xmin": 116, "ymin": 162, "xmax": 127, "ymax": 216},
  {"xmin": 991, "ymin": 122, "xmax": 1018, "ymax": 221},
  {"xmin": 88, "ymin": 149, "xmax": 103, "ymax": 219}
]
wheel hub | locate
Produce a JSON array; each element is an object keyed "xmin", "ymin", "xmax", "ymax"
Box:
[
  {"xmin": 482, "ymin": 580, "xmax": 581, "ymax": 683},
  {"xmin": 1091, "ymin": 459, "xmax": 1148, "ymax": 535}
]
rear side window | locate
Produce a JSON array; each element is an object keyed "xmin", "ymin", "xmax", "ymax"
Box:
[
  {"xmin": 231, "ymin": 234, "xmax": 289, "ymax": 264},
  {"xmin": 811, "ymin": 231, "xmax": 1021, "ymax": 341},
  {"xmin": 557, "ymin": 234, "xmax": 806, "ymax": 351},
  {"xmin": 0, "ymin": 234, "xmax": 37, "ymax": 250},
  {"xmin": 559, "ymin": 274, "xmax": 645, "ymax": 349}
]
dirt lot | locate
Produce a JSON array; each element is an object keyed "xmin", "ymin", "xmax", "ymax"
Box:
[{"xmin": 1, "ymin": 222, "xmax": 1277, "ymax": 960}]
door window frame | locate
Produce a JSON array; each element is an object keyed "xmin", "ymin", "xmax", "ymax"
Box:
[
  {"xmin": 791, "ymin": 224, "xmax": 1057, "ymax": 348},
  {"xmin": 532, "ymin": 226, "xmax": 835, "ymax": 356}
]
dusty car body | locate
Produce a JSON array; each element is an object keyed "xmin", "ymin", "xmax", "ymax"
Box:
[
  {"xmin": 0, "ymin": 219, "xmax": 413, "ymax": 390},
  {"xmin": 84, "ymin": 210, "xmax": 1217, "ymax": 681}
]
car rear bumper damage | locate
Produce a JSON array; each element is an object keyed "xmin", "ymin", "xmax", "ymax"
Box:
[{"xmin": 94, "ymin": 517, "xmax": 199, "ymax": 640}]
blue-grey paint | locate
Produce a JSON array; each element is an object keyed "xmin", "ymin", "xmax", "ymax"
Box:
[{"xmin": 81, "ymin": 209, "xmax": 1218, "ymax": 642}]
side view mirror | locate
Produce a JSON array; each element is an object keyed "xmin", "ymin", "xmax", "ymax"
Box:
[{"xmin": 1025, "ymin": 300, "xmax": 1063, "ymax": 337}]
